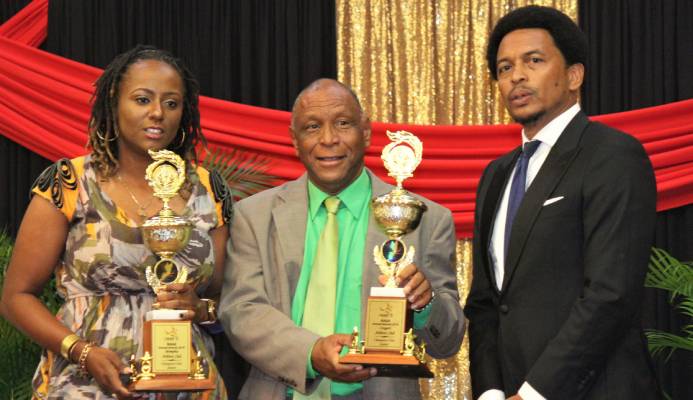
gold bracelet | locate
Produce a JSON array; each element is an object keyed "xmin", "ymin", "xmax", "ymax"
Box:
[
  {"xmin": 77, "ymin": 342, "xmax": 95, "ymax": 377},
  {"xmin": 59, "ymin": 334, "xmax": 81, "ymax": 360},
  {"xmin": 199, "ymin": 298, "xmax": 217, "ymax": 325}
]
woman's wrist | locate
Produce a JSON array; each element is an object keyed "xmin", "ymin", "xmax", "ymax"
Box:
[
  {"xmin": 60, "ymin": 333, "xmax": 81, "ymax": 360},
  {"xmin": 68, "ymin": 340, "xmax": 88, "ymax": 363},
  {"xmin": 77, "ymin": 342, "xmax": 95, "ymax": 377}
]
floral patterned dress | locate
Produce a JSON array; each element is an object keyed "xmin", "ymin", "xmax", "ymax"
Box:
[{"xmin": 30, "ymin": 155, "xmax": 232, "ymax": 400}]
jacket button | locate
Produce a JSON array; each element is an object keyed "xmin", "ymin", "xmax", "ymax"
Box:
[
  {"xmin": 499, "ymin": 304, "xmax": 509, "ymax": 314},
  {"xmin": 430, "ymin": 326, "xmax": 441, "ymax": 338}
]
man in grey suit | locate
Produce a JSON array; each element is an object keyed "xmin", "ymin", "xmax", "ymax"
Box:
[{"xmin": 219, "ymin": 78, "xmax": 464, "ymax": 400}]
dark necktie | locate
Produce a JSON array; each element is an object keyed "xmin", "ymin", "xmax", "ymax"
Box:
[{"xmin": 504, "ymin": 140, "xmax": 541, "ymax": 261}]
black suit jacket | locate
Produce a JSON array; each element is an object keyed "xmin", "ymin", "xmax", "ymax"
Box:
[{"xmin": 464, "ymin": 112, "xmax": 660, "ymax": 399}]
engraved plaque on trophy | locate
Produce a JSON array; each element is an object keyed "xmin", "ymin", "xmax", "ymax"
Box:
[
  {"xmin": 340, "ymin": 131, "xmax": 432, "ymax": 378},
  {"xmin": 129, "ymin": 150, "xmax": 215, "ymax": 392}
]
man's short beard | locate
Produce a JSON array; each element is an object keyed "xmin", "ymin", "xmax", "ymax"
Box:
[{"xmin": 512, "ymin": 110, "xmax": 544, "ymax": 127}]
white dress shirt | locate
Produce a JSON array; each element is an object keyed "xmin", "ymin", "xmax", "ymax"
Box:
[{"xmin": 481, "ymin": 103, "xmax": 581, "ymax": 400}]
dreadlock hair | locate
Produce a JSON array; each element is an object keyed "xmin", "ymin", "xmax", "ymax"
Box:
[
  {"xmin": 88, "ymin": 44, "xmax": 205, "ymax": 178},
  {"xmin": 486, "ymin": 5, "xmax": 587, "ymax": 80}
]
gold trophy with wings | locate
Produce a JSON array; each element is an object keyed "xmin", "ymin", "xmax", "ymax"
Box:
[
  {"xmin": 129, "ymin": 149, "xmax": 214, "ymax": 392},
  {"xmin": 340, "ymin": 131, "xmax": 431, "ymax": 377}
]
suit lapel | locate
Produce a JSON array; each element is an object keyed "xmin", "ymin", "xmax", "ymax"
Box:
[
  {"xmin": 272, "ymin": 174, "xmax": 309, "ymax": 292},
  {"xmin": 480, "ymin": 151, "xmax": 520, "ymax": 293},
  {"xmin": 501, "ymin": 112, "xmax": 589, "ymax": 292}
]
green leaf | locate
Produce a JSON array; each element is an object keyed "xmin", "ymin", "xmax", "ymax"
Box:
[
  {"xmin": 200, "ymin": 146, "xmax": 277, "ymax": 200},
  {"xmin": 644, "ymin": 247, "xmax": 693, "ymax": 364}
]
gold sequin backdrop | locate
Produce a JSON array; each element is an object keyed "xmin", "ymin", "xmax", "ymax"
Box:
[
  {"xmin": 336, "ymin": 1, "xmax": 577, "ymax": 398},
  {"xmin": 337, "ymin": 0, "xmax": 577, "ymax": 125}
]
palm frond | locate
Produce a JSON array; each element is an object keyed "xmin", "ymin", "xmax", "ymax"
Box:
[
  {"xmin": 677, "ymin": 298, "xmax": 693, "ymax": 319},
  {"xmin": 645, "ymin": 329, "xmax": 693, "ymax": 361},
  {"xmin": 644, "ymin": 247, "xmax": 693, "ymax": 301},
  {"xmin": 201, "ymin": 147, "xmax": 277, "ymax": 200},
  {"xmin": 644, "ymin": 247, "xmax": 693, "ymax": 365}
]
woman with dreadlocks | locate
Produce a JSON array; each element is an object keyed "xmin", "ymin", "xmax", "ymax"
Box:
[{"xmin": 0, "ymin": 45, "xmax": 231, "ymax": 399}]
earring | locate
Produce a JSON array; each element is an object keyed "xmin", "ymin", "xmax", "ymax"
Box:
[
  {"xmin": 95, "ymin": 126, "xmax": 119, "ymax": 142},
  {"xmin": 175, "ymin": 128, "xmax": 187, "ymax": 148}
]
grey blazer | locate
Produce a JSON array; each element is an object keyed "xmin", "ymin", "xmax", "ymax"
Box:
[{"xmin": 219, "ymin": 169, "xmax": 464, "ymax": 400}]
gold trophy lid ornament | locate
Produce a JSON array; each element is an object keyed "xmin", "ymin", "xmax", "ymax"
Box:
[
  {"xmin": 372, "ymin": 131, "xmax": 427, "ymax": 288},
  {"xmin": 141, "ymin": 149, "xmax": 192, "ymax": 291}
]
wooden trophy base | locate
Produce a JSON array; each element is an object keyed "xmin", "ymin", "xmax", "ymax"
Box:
[
  {"xmin": 340, "ymin": 287, "xmax": 432, "ymax": 378},
  {"xmin": 130, "ymin": 369, "xmax": 217, "ymax": 392},
  {"xmin": 340, "ymin": 352, "xmax": 433, "ymax": 378}
]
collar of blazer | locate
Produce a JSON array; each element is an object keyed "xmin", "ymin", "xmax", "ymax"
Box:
[
  {"xmin": 270, "ymin": 168, "xmax": 395, "ymax": 294},
  {"xmin": 478, "ymin": 112, "xmax": 589, "ymax": 292},
  {"xmin": 501, "ymin": 111, "xmax": 589, "ymax": 293}
]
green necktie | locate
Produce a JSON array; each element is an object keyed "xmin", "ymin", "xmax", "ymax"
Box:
[{"xmin": 298, "ymin": 196, "xmax": 340, "ymax": 400}]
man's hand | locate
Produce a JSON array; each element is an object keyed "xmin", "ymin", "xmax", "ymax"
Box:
[
  {"xmin": 507, "ymin": 395, "xmax": 523, "ymax": 400},
  {"xmin": 311, "ymin": 334, "xmax": 377, "ymax": 382},
  {"xmin": 379, "ymin": 263, "xmax": 432, "ymax": 310}
]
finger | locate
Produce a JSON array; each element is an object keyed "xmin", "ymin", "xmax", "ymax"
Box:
[
  {"xmin": 105, "ymin": 352, "xmax": 132, "ymax": 397},
  {"xmin": 411, "ymin": 290, "xmax": 432, "ymax": 310},
  {"xmin": 157, "ymin": 288, "xmax": 192, "ymax": 302},
  {"xmin": 331, "ymin": 334, "xmax": 355, "ymax": 348},
  {"xmin": 334, "ymin": 367, "xmax": 377, "ymax": 382},
  {"xmin": 108, "ymin": 377, "xmax": 132, "ymax": 399},
  {"xmin": 156, "ymin": 290, "xmax": 178, "ymax": 302},
  {"xmin": 403, "ymin": 271, "xmax": 425, "ymax": 296},
  {"xmin": 396, "ymin": 263, "xmax": 418, "ymax": 285},
  {"xmin": 164, "ymin": 283, "xmax": 191, "ymax": 293},
  {"xmin": 378, "ymin": 275, "xmax": 389, "ymax": 286},
  {"xmin": 408, "ymin": 277, "xmax": 431, "ymax": 305},
  {"xmin": 159, "ymin": 298, "xmax": 196, "ymax": 311},
  {"xmin": 330, "ymin": 364, "xmax": 363, "ymax": 381},
  {"xmin": 94, "ymin": 360, "xmax": 128, "ymax": 398}
]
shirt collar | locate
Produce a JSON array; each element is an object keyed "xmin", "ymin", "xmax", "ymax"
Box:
[
  {"xmin": 522, "ymin": 102, "xmax": 581, "ymax": 147},
  {"xmin": 308, "ymin": 168, "xmax": 371, "ymax": 220}
]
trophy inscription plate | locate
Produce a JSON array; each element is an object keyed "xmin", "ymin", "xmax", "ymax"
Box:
[
  {"xmin": 340, "ymin": 131, "xmax": 432, "ymax": 378},
  {"xmin": 151, "ymin": 321, "xmax": 192, "ymax": 373},
  {"xmin": 364, "ymin": 297, "xmax": 407, "ymax": 352}
]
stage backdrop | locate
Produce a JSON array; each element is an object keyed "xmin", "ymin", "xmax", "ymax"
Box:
[
  {"xmin": 1, "ymin": 2, "xmax": 691, "ymax": 240},
  {"xmin": 1, "ymin": 1, "xmax": 692, "ymax": 399}
]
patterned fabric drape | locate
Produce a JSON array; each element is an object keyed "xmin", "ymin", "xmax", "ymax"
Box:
[
  {"xmin": 337, "ymin": 1, "xmax": 576, "ymax": 398},
  {"xmin": 337, "ymin": 0, "xmax": 577, "ymax": 125}
]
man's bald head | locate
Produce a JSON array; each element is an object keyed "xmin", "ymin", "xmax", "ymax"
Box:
[{"xmin": 291, "ymin": 79, "xmax": 364, "ymax": 129}]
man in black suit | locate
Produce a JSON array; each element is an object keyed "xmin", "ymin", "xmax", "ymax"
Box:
[{"xmin": 464, "ymin": 6, "xmax": 659, "ymax": 400}]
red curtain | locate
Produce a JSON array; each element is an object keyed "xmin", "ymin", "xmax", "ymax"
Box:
[{"xmin": 2, "ymin": 0, "xmax": 692, "ymax": 238}]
